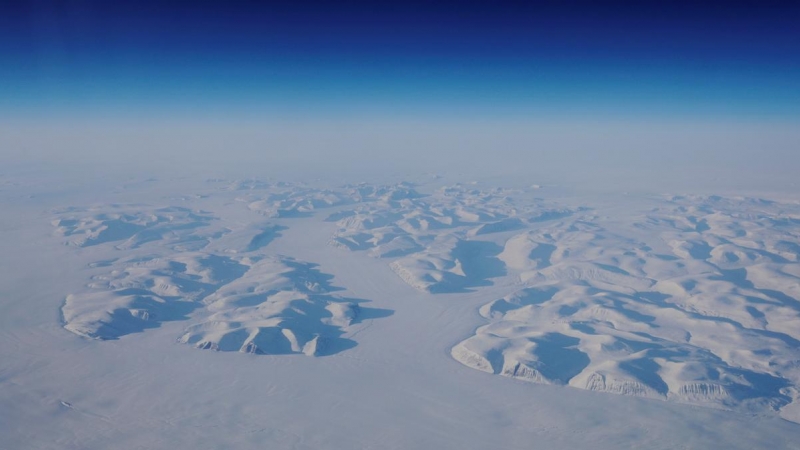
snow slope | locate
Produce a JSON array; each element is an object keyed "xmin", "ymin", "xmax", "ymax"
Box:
[{"xmin": 2, "ymin": 173, "xmax": 800, "ymax": 449}]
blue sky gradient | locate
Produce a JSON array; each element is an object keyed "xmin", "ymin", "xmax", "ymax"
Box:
[{"xmin": 2, "ymin": 0, "xmax": 799, "ymax": 119}]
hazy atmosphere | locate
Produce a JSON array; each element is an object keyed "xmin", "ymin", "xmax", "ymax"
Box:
[{"xmin": 2, "ymin": 1, "xmax": 799, "ymax": 190}]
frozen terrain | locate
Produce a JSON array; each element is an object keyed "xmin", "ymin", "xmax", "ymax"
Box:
[
  {"xmin": 2, "ymin": 172, "xmax": 800, "ymax": 449},
  {"xmin": 326, "ymin": 183, "xmax": 800, "ymax": 420}
]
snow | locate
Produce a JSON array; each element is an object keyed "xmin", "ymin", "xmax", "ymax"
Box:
[{"xmin": 2, "ymin": 172, "xmax": 800, "ymax": 449}]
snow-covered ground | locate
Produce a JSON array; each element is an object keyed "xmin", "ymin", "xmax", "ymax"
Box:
[{"xmin": 2, "ymin": 171, "xmax": 800, "ymax": 449}]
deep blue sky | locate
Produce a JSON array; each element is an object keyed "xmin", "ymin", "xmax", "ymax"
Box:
[{"xmin": 2, "ymin": 0, "xmax": 799, "ymax": 119}]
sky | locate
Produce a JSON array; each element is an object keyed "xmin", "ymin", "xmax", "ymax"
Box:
[{"xmin": 1, "ymin": 1, "xmax": 799, "ymax": 189}]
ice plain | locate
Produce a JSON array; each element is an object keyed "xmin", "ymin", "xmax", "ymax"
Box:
[{"xmin": 2, "ymin": 171, "xmax": 800, "ymax": 449}]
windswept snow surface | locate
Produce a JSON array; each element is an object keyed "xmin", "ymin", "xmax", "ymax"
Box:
[{"xmin": 2, "ymin": 174, "xmax": 800, "ymax": 449}]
